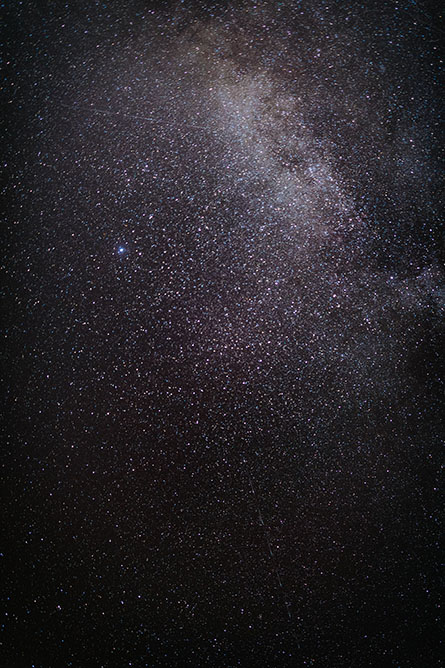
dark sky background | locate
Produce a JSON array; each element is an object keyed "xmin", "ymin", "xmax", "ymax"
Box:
[{"xmin": 2, "ymin": 1, "xmax": 444, "ymax": 666}]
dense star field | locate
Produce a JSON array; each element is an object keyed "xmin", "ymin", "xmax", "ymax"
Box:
[{"xmin": 2, "ymin": 1, "xmax": 443, "ymax": 666}]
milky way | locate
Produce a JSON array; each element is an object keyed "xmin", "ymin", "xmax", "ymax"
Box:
[{"xmin": 3, "ymin": 1, "xmax": 443, "ymax": 666}]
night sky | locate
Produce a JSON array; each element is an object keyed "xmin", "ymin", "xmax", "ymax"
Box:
[{"xmin": 2, "ymin": 1, "xmax": 444, "ymax": 666}]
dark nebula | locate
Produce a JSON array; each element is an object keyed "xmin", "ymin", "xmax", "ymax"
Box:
[{"xmin": 2, "ymin": 1, "xmax": 443, "ymax": 666}]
